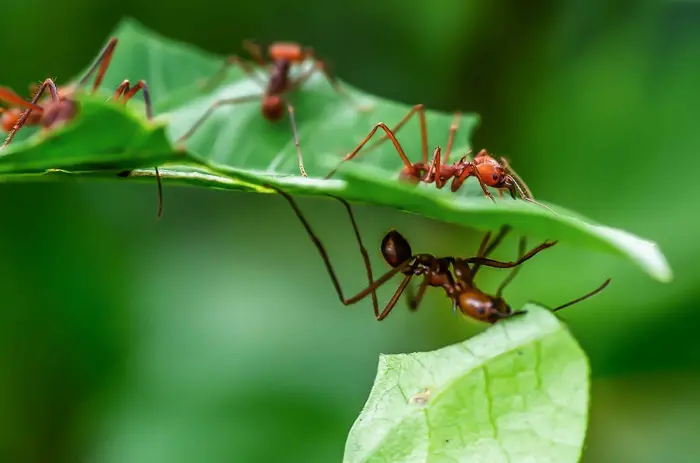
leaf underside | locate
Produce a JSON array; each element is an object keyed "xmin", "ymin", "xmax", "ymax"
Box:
[
  {"xmin": 344, "ymin": 306, "xmax": 589, "ymax": 463},
  {"xmin": 0, "ymin": 18, "xmax": 672, "ymax": 283}
]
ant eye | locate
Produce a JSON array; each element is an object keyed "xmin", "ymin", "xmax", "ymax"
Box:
[
  {"xmin": 477, "ymin": 307, "xmax": 485, "ymax": 314},
  {"xmin": 492, "ymin": 173, "xmax": 499, "ymax": 181}
]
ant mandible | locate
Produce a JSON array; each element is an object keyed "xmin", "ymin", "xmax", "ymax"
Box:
[
  {"xmin": 325, "ymin": 104, "xmax": 553, "ymax": 212},
  {"xmin": 176, "ymin": 40, "xmax": 366, "ymax": 177},
  {"xmin": 0, "ymin": 38, "xmax": 164, "ymax": 219}
]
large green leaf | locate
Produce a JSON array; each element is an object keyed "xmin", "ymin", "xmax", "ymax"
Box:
[
  {"xmin": 344, "ymin": 306, "xmax": 589, "ymax": 463},
  {"xmin": 0, "ymin": 18, "xmax": 671, "ymax": 282}
]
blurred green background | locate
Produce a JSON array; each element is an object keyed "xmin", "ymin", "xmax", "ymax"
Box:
[{"xmin": 2, "ymin": 1, "xmax": 699, "ymax": 462}]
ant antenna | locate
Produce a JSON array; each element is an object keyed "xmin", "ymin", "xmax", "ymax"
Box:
[
  {"xmin": 513, "ymin": 181, "xmax": 556, "ymax": 213},
  {"xmin": 501, "ymin": 157, "xmax": 533, "ymax": 199},
  {"xmin": 551, "ymin": 278, "xmax": 611, "ymax": 313},
  {"xmin": 501, "ymin": 158, "xmax": 555, "ymax": 213},
  {"xmin": 495, "ymin": 236, "xmax": 526, "ymax": 298}
]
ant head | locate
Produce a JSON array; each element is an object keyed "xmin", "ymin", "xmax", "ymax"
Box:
[
  {"xmin": 476, "ymin": 161, "xmax": 521, "ymax": 199},
  {"xmin": 381, "ymin": 229, "xmax": 413, "ymax": 268},
  {"xmin": 262, "ymin": 95, "xmax": 285, "ymax": 121},
  {"xmin": 457, "ymin": 290, "xmax": 514, "ymax": 323},
  {"xmin": 41, "ymin": 99, "xmax": 79, "ymax": 129},
  {"xmin": 268, "ymin": 42, "xmax": 310, "ymax": 63}
]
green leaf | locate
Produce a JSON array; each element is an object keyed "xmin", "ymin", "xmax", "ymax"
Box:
[
  {"xmin": 0, "ymin": 18, "xmax": 672, "ymax": 283},
  {"xmin": 344, "ymin": 306, "xmax": 588, "ymax": 463}
]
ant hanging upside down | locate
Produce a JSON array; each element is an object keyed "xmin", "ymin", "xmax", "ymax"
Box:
[
  {"xmin": 0, "ymin": 38, "xmax": 164, "ymax": 218},
  {"xmin": 176, "ymin": 40, "xmax": 369, "ymax": 177},
  {"xmin": 325, "ymin": 104, "xmax": 553, "ymax": 213},
  {"xmin": 266, "ymin": 183, "xmax": 609, "ymax": 322}
]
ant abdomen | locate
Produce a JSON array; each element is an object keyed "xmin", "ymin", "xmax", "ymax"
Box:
[
  {"xmin": 268, "ymin": 43, "xmax": 306, "ymax": 63},
  {"xmin": 381, "ymin": 230, "xmax": 413, "ymax": 268},
  {"xmin": 262, "ymin": 95, "xmax": 285, "ymax": 121},
  {"xmin": 1, "ymin": 108, "xmax": 23, "ymax": 132},
  {"xmin": 41, "ymin": 100, "xmax": 79, "ymax": 129},
  {"xmin": 457, "ymin": 291, "xmax": 511, "ymax": 323}
]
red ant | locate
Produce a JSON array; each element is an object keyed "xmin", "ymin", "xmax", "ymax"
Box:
[
  {"xmin": 270, "ymin": 184, "xmax": 609, "ymax": 322},
  {"xmin": 0, "ymin": 38, "xmax": 164, "ymax": 218},
  {"xmin": 176, "ymin": 40, "xmax": 365, "ymax": 177},
  {"xmin": 325, "ymin": 104, "xmax": 553, "ymax": 212}
]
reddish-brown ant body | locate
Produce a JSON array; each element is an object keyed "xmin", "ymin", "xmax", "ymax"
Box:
[
  {"xmin": 271, "ymin": 184, "xmax": 609, "ymax": 322},
  {"xmin": 0, "ymin": 38, "xmax": 164, "ymax": 218},
  {"xmin": 325, "ymin": 104, "xmax": 552, "ymax": 212},
  {"xmin": 177, "ymin": 40, "xmax": 363, "ymax": 176}
]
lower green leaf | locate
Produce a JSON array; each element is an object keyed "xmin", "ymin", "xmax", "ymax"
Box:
[{"xmin": 344, "ymin": 306, "xmax": 589, "ymax": 463}]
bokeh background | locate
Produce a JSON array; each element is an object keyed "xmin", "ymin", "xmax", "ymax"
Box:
[{"xmin": 2, "ymin": 1, "xmax": 699, "ymax": 462}]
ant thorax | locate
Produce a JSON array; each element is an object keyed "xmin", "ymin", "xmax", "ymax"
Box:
[{"xmin": 267, "ymin": 60, "xmax": 292, "ymax": 95}]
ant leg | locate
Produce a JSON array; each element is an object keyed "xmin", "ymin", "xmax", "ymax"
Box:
[
  {"xmin": 467, "ymin": 225, "xmax": 512, "ymax": 283},
  {"xmin": 376, "ymin": 273, "xmax": 415, "ymax": 321},
  {"xmin": 476, "ymin": 231, "xmax": 492, "ymax": 257},
  {"xmin": 113, "ymin": 80, "xmax": 163, "ymax": 219},
  {"xmin": 443, "ymin": 112, "xmax": 461, "ymax": 164},
  {"xmin": 406, "ymin": 276, "xmax": 429, "ymax": 311},
  {"xmin": 495, "ymin": 237, "xmax": 527, "ymax": 298},
  {"xmin": 176, "ymin": 94, "xmax": 261, "ymax": 146},
  {"xmin": 326, "ymin": 122, "xmax": 413, "ymax": 179},
  {"xmin": 114, "ymin": 80, "xmax": 154, "ymax": 118},
  {"xmin": 77, "ymin": 37, "xmax": 118, "ymax": 93},
  {"xmin": 288, "ymin": 59, "xmax": 371, "ymax": 112},
  {"xmin": 363, "ymin": 104, "xmax": 428, "ymax": 162},
  {"xmin": 331, "ymin": 195, "xmax": 379, "ymax": 314},
  {"xmin": 461, "ymin": 240, "xmax": 557, "ymax": 268},
  {"xmin": 286, "ymin": 104, "xmax": 307, "ymax": 177},
  {"xmin": 482, "ymin": 225, "xmax": 511, "ymax": 257},
  {"xmin": 0, "ymin": 87, "xmax": 45, "ymax": 110},
  {"xmin": 200, "ymin": 55, "xmax": 268, "ymax": 92},
  {"xmin": 270, "ymin": 183, "xmax": 405, "ymax": 317},
  {"xmin": 473, "ymin": 166, "xmax": 496, "ymax": 202},
  {"xmin": 1, "ymin": 79, "xmax": 59, "ymax": 149},
  {"xmin": 289, "ymin": 103, "xmax": 385, "ymax": 324},
  {"xmin": 242, "ymin": 40, "xmax": 267, "ymax": 66},
  {"xmin": 288, "ymin": 59, "xmax": 346, "ymax": 96},
  {"xmin": 424, "ymin": 147, "xmax": 449, "ymax": 189},
  {"xmin": 450, "ymin": 162, "xmax": 495, "ymax": 199}
]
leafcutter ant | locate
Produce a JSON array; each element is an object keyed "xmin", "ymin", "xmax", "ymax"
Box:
[
  {"xmin": 176, "ymin": 40, "xmax": 366, "ymax": 177},
  {"xmin": 325, "ymin": 104, "xmax": 553, "ymax": 212},
  {"xmin": 0, "ymin": 38, "xmax": 164, "ymax": 218},
  {"xmin": 272, "ymin": 186, "xmax": 609, "ymax": 321}
]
